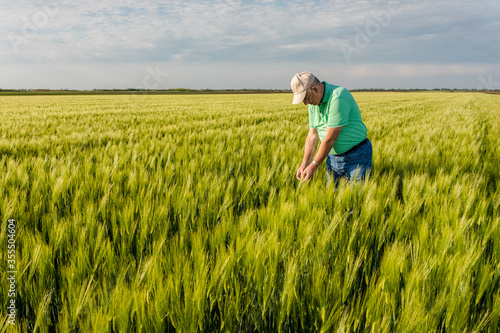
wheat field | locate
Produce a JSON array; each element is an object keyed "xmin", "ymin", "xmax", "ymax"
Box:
[{"xmin": 0, "ymin": 92, "xmax": 499, "ymax": 332}]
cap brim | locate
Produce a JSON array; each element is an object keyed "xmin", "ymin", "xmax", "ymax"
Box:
[{"xmin": 292, "ymin": 90, "xmax": 307, "ymax": 105}]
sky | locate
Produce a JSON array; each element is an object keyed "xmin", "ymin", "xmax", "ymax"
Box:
[{"xmin": 1, "ymin": 0, "xmax": 499, "ymax": 90}]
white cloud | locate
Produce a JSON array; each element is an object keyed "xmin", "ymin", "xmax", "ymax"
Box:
[{"xmin": 0, "ymin": 0, "xmax": 499, "ymax": 88}]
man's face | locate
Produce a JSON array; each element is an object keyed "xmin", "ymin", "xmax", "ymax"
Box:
[{"xmin": 303, "ymin": 85, "xmax": 321, "ymax": 106}]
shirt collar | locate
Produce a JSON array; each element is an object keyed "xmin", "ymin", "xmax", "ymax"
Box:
[{"xmin": 320, "ymin": 81, "xmax": 331, "ymax": 105}]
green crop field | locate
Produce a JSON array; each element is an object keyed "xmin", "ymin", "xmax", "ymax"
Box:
[{"xmin": 1, "ymin": 92, "xmax": 499, "ymax": 332}]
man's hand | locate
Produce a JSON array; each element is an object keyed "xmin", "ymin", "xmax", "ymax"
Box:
[
  {"xmin": 300, "ymin": 163, "xmax": 318, "ymax": 182},
  {"xmin": 296, "ymin": 164, "xmax": 307, "ymax": 180}
]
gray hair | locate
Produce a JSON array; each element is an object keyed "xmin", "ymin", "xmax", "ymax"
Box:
[{"xmin": 308, "ymin": 77, "xmax": 321, "ymax": 91}]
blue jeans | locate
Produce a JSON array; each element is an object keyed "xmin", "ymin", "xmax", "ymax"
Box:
[{"xmin": 326, "ymin": 139, "xmax": 372, "ymax": 186}]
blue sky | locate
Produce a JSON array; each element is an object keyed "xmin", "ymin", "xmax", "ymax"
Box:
[{"xmin": 1, "ymin": 0, "xmax": 499, "ymax": 90}]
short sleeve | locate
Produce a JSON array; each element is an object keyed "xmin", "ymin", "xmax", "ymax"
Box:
[{"xmin": 327, "ymin": 97, "xmax": 351, "ymax": 128}]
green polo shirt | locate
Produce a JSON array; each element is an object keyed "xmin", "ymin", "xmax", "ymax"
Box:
[{"xmin": 308, "ymin": 82, "xmax": 367, "ymax": 155}]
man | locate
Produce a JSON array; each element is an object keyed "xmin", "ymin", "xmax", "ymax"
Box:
[{"xmin": 292, "ymin": 71, "xmax": 372, "ymax": 184}]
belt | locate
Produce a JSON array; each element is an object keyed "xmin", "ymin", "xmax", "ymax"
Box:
[{"xmin": 341, "ymin": 138, "xmax": 368, "ymax": 155}]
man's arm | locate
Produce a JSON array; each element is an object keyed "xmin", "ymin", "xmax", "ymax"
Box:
[
  {"xmin": 300, "ymin": 126, "xmax": 343, "ymax": 181},
  {"xmin": 303, "ymin": 128, "xmax": 320, "ymax": 165},
  {"xmin": 296, "ymin": 128, "xmax": 319, "ymax": 180},
  {"xmin": 312, "ymin": 126, "xmax": 342, "ymax": 165}
]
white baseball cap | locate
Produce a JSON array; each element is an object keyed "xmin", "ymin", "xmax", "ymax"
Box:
[{"xmin": 291, "ymin": 71, "xmax": 316, "ymax": 104}]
